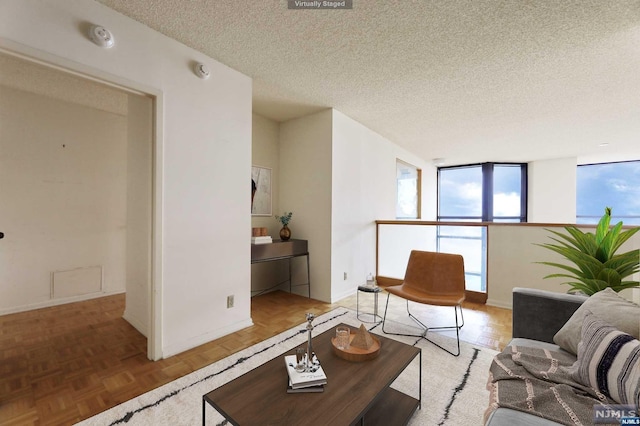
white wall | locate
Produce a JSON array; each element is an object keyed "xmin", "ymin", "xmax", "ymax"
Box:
[
  {"xmin": 0, "ymin": 84, "xmax": 128, "ymax": 310},
  {"xmin": 331, "ymin": 110, "xmax": 432, "ymax": 301},
  {"xmin": 279, "ymin": 110, "xmax": 334, "ymax": 301},
  {"xmin": 123, "ymin": 93, "xmax": 153, "ymax": 336},
  {"xmin": 252, "ymin": 113, "xmax": 280, "ymax": 234},
  {"xmin": 528, "ymin": 157, "xmax": 577, "ymax": 223},
  {"xmin": 0, "ymin": 54, "xmax": 153, "ymax": 336},
  {"xmin": 251, "ymin": 113, "xmax": 288, "ymax": 294},
  {"xmin": 1, "ymin": 0, "xmax": 252, "ymax": 359},
  {"xmin": 277, "ymin": 109, "xmax": 434, "ymax": 303}
]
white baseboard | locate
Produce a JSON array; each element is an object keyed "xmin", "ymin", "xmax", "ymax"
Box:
[
  {"xmin": 486, "ymin": 298, "xmax": 513, "ymax": 310},
  {"xmin": 0, "ymin": 290, "xmax": 125, "ymax": 316},
  {"xmin": 161, "ymin": 317, "xmax": 254, "ymax": 359},
  {"xmin": 123, "ymin": 310, "xmax": 148, "ymax": 337},
  {"xmin": 331, "ymin": 287, "xmax": 357, "ymax": 304}
]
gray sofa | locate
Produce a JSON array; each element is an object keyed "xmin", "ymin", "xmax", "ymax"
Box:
[
  {"xmin": 485, "ymin": 287, "xmax": 588, "ymax": 426},
  {"xmin": 486, "ymin": 288, "xmax": 640, "ymax": 426}
]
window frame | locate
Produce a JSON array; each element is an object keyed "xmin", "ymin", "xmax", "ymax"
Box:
[
  {"xmin": 437, "ymin": 162, "xmax": 528, "ymax": 222},
  {"xmin": 395, "ymin": 159, "xmax": 422, "ymax": 220}
]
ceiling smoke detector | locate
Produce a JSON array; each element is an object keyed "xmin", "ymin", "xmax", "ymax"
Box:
[
  {"xmin": 89, "ymin": 25, "xmax": 115, "ymax": 48},
  {"xmin": 194, "ymin": 63, "xmax": 211, "ymax": 79}
]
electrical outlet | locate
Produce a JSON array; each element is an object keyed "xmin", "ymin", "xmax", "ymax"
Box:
[
  {"xmin": 227, "ymin": 295, "xmax": 234, "ymax": 308},
  {"xmin": 343, "ymin": 272, "xmax": 347, "ymax": 280}
]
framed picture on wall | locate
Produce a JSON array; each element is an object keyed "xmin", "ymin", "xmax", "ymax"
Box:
[{"xmin": 251, "ymin": 165, "xmax": 272, "ymax": 216}]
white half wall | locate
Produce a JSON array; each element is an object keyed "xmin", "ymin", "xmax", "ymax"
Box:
[
  {"xmin": 1, "ymin": 0, "xmax": 253, "ymax": 359},
  {"xmin": 487, "ymin": 224, "xmax": 640, "ymax": 308}
]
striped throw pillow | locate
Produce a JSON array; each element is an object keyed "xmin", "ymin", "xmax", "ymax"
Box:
[{"xmin": 570, "ymin": 310, "xmax": 640, "ymax": 406}]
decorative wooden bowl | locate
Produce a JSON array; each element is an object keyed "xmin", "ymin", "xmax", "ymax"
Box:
[{"xmin": 331, "ymin": 333, "xmax": 381, "ymax": 362}]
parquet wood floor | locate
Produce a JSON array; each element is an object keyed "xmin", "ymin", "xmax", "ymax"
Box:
[{"xmin": 0, "ymin": 290, "xmax": 511, "ymax": 425}]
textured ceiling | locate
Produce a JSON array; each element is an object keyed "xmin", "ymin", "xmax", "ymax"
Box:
[{"xmin": 96, "ymin": 0, "xmax": 640, "ymax": 166}]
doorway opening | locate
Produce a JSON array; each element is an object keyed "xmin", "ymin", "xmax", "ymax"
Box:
[{"xmin": 0, "ymin": 50, "xmax": 157, "ymax": 359}]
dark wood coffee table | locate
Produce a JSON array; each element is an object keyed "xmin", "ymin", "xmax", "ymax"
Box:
[{"xmin": 202, "ymin": 323, "xmax": 421, "ymax": 425}]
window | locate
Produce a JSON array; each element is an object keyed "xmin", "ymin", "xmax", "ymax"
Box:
[
  {"xmin": 438, "ymin": 163, "xmax": 527, "ymax": 222},
  {"xmin": 438, "ymin": 166, "xmax": 482, "ymax": 220},
  {"xmin": 396, "ymin": 160, "xmax": 421, "ymax": 219},
  {"xmin": 437, "ymin": 163, "xmax": 527, "ymax": 293},
  {"xmin": 492, "ymin": 164, "xmax": 527, "ymax": 222},
  {"xmin": 577, "ymin": 161, "xmax": 640, "ymax": 225}
]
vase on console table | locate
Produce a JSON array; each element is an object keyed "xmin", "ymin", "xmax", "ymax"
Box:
[{"xmin": 279, "ymin": 225, "xmax": 291, "ymax": 241}]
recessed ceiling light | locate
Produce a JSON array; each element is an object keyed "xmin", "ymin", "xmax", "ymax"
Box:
[{"xmin": 599, "ymin": 142, "xmax": 609, "ymax": 147}]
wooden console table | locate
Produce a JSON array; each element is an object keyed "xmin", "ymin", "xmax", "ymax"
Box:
[{"xmin": 251, "ymin": 239, "xmax": 311, "ymax": 298}]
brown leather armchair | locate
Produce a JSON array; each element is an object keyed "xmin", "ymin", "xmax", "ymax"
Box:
[{"xmin": 381, "ymin": 250, "xmax": 466, "ymax": 356}]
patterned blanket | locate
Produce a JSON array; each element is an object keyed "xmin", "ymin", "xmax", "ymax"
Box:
[{"xmin": 485, "ymin": 345, "xmax": 617, "ymax": 425}]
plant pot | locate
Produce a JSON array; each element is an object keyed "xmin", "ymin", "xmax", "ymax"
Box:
[{"xmin": 280, "ymin": 225, "xmax": 291, "ymax": 241}]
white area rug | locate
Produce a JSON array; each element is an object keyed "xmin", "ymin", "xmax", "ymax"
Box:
[{"xmin": 77, "ymin": 308, "xmax": 498, "ymax": 425}]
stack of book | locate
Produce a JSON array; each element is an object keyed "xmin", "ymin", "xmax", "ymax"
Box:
[
  {"xmin": 284, "ymin": 354, "xmax": 327, "ymax": 393},
  {"xmin": 251, "ymin": 236, "xmax": 272, "ymax": 244}
]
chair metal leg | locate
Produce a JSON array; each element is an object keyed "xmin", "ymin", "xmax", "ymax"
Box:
[
  {"xmin": 382, "ymin": 293, "xmax": 464, "ymax": 356},
  {"xmin": 406, "ymin": 299, "xmax": 464, "ymax": 331}
]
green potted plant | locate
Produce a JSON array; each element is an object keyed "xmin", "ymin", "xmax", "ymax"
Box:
[
  {"xmin": 275, "ymin": 211, "xmax": 293, "ymax": 241},
  {"xmin": 536, "ymin": 207, "xmax": 640, "ymax": 296}
]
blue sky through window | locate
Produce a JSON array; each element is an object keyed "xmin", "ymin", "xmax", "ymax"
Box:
[
  {"xmin": 493, "ymin": 165, "xmax": 522, "ymax": 218},
  {"xmin": 439, "ymin": 166, "xmax": 482, "ymax": 218},
  {"xmin": 439, "ymin": 164, "xmax": 524, "ymax": 220},
  {"xmin": 577, "ymin": 161, "xmax": 640, "ymax": 225}
]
